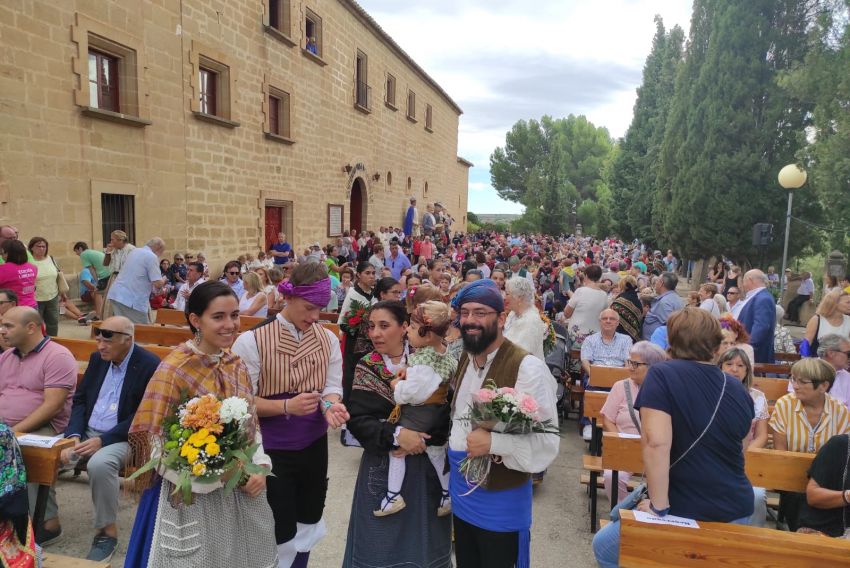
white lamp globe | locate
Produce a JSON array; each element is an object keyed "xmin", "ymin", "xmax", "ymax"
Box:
[{"xmin": 778, "ymin": 164, "xmax": 807, "ymax": 189}]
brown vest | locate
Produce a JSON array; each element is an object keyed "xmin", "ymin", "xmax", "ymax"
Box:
[
  {"xmin": 452, "ymin": 339, "xmax": 531, "ymax": 491},
  {"xmin": 255, "ymin": 319, "xmax": 332, "ymax": 397}
]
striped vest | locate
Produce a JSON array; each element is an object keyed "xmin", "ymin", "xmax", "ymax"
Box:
[{"xmin": 254, "ymin": 319, "xmax": 333, "ymax": 397}]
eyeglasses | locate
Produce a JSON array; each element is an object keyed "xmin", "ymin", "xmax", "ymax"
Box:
[
  {"xmin": 94, "ymin": 328, "xmax": 132, "ymax": 340},
  {"xmin": 626, "ymin": 359, "xmax": 648, "ymax": 369},
  {"xmin": 227, "ymin": 271, "xmax": 240, "ymax": 276},
  {"xmin": 789, "ymin": 376, "xmax": 817, "ymax": 386},
  {"xmin": 459, "ymin": 309, "xmax": 499, "ymax": 319}
]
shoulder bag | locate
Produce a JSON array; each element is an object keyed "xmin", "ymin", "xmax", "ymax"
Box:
[{"xmin": 51, "ymin": 256, "xmax": 70, "ymax": 296}]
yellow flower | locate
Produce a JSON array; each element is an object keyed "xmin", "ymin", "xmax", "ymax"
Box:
[
  {"xmin": 205, "ymin": 442, "xmax": 220, "ymax": 456},
  {"xmin": 180, "ymin": 443, "xmax": 200, "ymax": 464},
  {"xmin": 192, "ymin": 462, "xmax": 206, "ymax": 476},
  {"xmin": 204, "ymin": 435, "xmax": 216, "ymax": 445},
  {"xmin": 188, "ymin": 428, "xmax": 211, "ymax": 448}
]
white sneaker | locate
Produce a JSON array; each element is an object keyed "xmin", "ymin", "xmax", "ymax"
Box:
[{"xmin": 582, "ymin": 425, "xmax": 593, "ymax": 441}]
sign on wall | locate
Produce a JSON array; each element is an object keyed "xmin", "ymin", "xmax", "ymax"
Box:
[{"xmin": 327, "ymin": 204, "xmax": 344, "ymax": 237}]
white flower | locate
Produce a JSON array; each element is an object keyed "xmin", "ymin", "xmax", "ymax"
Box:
[{"xmin": 219, "ymin": 396, "xmax": 250, "ymax": 424}]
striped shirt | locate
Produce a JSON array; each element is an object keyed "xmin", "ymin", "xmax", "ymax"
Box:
[{"xmin": 768, "ymin": 393, "xmax": 850, "ymax": 453}]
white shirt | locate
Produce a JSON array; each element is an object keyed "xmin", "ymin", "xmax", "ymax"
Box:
[
  {"xmin": 449, "ymin": 347, "xmax": 559, "ymax": 473},
  {"xmin": 504, "ymin": 308, "xmax": 547, "ymax": 361},
  {"xmin": 732, "ymin": 285, "xmax": 765, "ymax": 320},
  {"xmin": 172, "ymin": 278, "xmax": 205, "ymax": 311},
  {"xmin": 699, "ymin": 298, "xmax": 720, "ymax": 317},
  {"xmin": 394, "ymin": 365, "xmax": 442, "ymax": 405},
  {"xmin": 231, "ymin": 313, "xmax": 343, "ymax": 398}
]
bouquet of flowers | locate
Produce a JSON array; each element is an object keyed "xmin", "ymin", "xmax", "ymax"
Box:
[
  {"xmin": 340, "ymin": 299, "xmax": 371, "ymax": 337},
  {"xmin": 128, "ymin": 393, "xmax": 268, "ymax": 505},
  {"xmin": 540, "ymin": 311, "xmax": 557, "ymax": 356},
  {"xmin": 457, "ymin": 380, "xmax": 559, "ymax": 492}
]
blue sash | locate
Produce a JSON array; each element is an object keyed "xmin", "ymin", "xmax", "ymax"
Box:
[{"xmin": 448, "ymin": 448, "xmax": 531, "ymax": 568}]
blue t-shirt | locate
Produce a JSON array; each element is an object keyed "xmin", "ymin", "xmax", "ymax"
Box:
[
  {"xmin": 270, "ymin": 242, "xmax": 291, "ymax": 265},
  {"xmin": 79, "ymin": 270, "xmax": 97, "ymax": 296},
  {"xmin": 634, "ymin": 359, "xmax": 754, "ymax": 522}
]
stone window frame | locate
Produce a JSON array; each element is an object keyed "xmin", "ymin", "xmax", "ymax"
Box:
[
  {"xmin": 425, "ymin": 103, "xmax": 433, "ymax": 132},
  {"xmin": 71, "ymin": 13, "xmax": 151, "ymax": 127},
  {"xmin": 189, "ymin": 41, "xmax": 240, "ymax": 128},
  {"xmin": 302, "ymin": 7, "xmax": 327, "ymax": 66},
  {"xmin": 406, "ymin": 89, "xmax": 417, "ymax": 123},
  {"xmin": 354, "ymin": 49, "xmax": 371, "ymax": 113},
  {"xmin": 264, "ymin": 0, "xmax": 295, "ymax": 47},
  {"xmin": 262, "ymin": 74, "xmax": 295, "ymax": 144},
  {"xmin": 385, "ymin": 73, "xmax": 397, "ymax": 111}
]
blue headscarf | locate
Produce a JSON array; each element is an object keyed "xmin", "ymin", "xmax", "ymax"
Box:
[{"xmin": 451, "ymin": 279, "xmax": 504, "ymax": 312}]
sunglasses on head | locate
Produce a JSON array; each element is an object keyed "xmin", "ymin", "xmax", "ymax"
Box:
[{"xmin": 94, "ymin": 328, "xmax": 131, "ymax": 339}]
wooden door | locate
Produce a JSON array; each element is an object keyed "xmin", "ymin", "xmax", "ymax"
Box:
[{"xmin": 265, "ymin": 206, "xmax": 282, "ymax": 253}]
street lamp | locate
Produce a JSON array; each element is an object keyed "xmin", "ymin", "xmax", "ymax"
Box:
[{"xmin": 777, "ymin": 163, "xmax": 807, "ymax": 302}]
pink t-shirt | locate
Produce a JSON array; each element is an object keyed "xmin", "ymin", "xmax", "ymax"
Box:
[
  {"xmin": 600, "ymin": 378, "xmax": 642, "ymax": 436},
  {"xmin": 0, "ymin": 262, "xmax": 37, "ymax": 307},
  {"xmin": 0, "ymin": 339, "xmax": 77, "ymax": 433}
]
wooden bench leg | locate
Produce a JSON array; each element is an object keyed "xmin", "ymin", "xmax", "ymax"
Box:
[
  {"xmin": 611, "ymin": 470, "xmax": 619, "ymax": 511},
  {"xmin": 32, "ymin": 484, "xmax": 49, "ymax": 541},
  {"xmin": 590, "ymin": 470, "xmax": 598, "ymax": 533}
]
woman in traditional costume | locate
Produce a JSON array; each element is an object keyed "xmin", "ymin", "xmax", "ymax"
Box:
[
  {"xmin": 124, "ymin": 281, "xmax": 278, "ymax": 568},
  {"xmin": 0, "ymin": 422, "xmax": 38, "ymax": 568},
  {"xmin": 342, "ymin": 300, "xmax": 452, "ymax": 568},
  {"xmin": 338, "ymin": 261, "xmax": 378, "ymax": 403}
]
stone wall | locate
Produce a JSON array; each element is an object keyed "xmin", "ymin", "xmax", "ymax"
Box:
[{"xmin": 0, "ymin": 0, "xmax": 470, "ymax": 277}]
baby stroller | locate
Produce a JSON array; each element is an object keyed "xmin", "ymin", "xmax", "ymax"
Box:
[{"xmin": 545, "ymin": 321, "xmax": 570, "ymax": 419}]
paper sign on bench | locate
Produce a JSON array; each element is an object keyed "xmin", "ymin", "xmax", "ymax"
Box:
[
  {"xmin": 17, "ymin": 434, "xmax": 64, "ymax": 448},
  {"xmin": 617, "ymin": 432, "xmax": 641, "ymax": 439},
  {"xmin": 633, "ymin": 511, "xmax": 699, "ymax": 528}
]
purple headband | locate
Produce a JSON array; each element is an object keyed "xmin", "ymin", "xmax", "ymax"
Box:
[{"xmin": 278, "ymin": 278, "xmax": 331, "ymax": 307}]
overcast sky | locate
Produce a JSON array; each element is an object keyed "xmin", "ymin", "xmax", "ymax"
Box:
[{"xmin": 357, "ymin": 0, "xmax": 694, "ymax": 214}]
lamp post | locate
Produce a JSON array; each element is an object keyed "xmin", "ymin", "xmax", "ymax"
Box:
[{"xmin": 777, "ymin": 164, "xmax": 807, "ymax": 303}]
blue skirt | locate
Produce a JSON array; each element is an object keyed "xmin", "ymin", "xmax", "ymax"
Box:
[{"xmin": 124, "ymin": 479, "xmax": 161, "ymax": 568}]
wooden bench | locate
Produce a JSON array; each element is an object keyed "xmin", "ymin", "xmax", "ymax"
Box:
[
  {"xmin": 320, "ymin": 311, "xmax": 338, "ymax": 322},
  {"xmin": 43, "ymin": 552, "xmax": 110, "ymax": 567},
  {"xmin": 154, "ymin": 309, "xmax": 267, "ymax": 332},
  {"xmin": 754, "ymin": 362, "xmax": 792, "ymax": 377},
  {"xmin": 775, "ymin": 351, "xmax": 801, "ymax": 363},
  {"xmin": 752, "ymin": 376, "xmax": 790, "ymax": 405},
  {"xmin": 583, "ymin": 391, "xmax": 608, "ymax": 455},
  {"xmin": 17, "ymin": 436, "xmax": 75, "ymax": 543},
  {"xmin": 588, "ymin": 365, "xmax": 629, "ymax": 389},
  {"xmin": 619, "ymin": 508, "xmax": 850, "ymax": 567}
]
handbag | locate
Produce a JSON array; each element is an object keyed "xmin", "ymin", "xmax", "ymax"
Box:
[
  {"xmin": 799, "ymin": 315, "xmax": 821, "ymax": 357},
  {"xmin": 51, "ymin": 256, "xmax": 70, "ymax": 296}
]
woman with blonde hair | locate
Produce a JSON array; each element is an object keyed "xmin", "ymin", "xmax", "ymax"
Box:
[
  {"xmin": 803, "ymin": 289, "xmax": 850, "ymax": 355},
  {"xmin": 238, "ymin": 271, "xmax": 268, "ymax": 317},
  {"xmin": 698, "ymin": 283, "xmax": 720, "ymax": 317}
]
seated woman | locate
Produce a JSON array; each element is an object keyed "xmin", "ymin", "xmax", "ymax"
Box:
[
  {"xmin": 600, "ymin": 341, "xmax": 668, "ymax": 503},
  {"xmin": 769, "ymin": 358, "xmax": 850, "ymax": 531},
  {"xmin": 342, "ymin": 301, "xmax": 451, "ymax": 567},
  {"xmin": 718, "ymin": 348, "xmax": 769, "ymax": 527},
  {"xmin": 774, "ymin": 305, "xmax": 797, "ymax": 355},
  {"xmin": 803, "ymin": 289, "xmax": 850, "ymax": 355},
  {"xmin": 238, "ymin": 272, "xmax": 268, "ymax": 317},
  {"xmin": 698, "ymin": 283, "xmax": 720, "ymax": 317},
  {"xmin": 797, "ymin": 433, "xmax": 850, "ymax": 537},
  {"xmin": 593, "ymin": 308, "xmax": 755, "ymax": 568},
  {"xmin": 719, "ymin": 315, "xmax": 755, "ymax": 365}
]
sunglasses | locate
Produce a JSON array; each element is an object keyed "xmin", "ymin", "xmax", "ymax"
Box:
[
  {"xmin": 94, "ymin": 328, "xmax": 131, "ymax": 340},
  {"xmin": 227, "ymin": 271, "xmax": 240, "ymax": 276}
]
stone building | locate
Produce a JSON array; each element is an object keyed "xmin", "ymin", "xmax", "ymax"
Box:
[{"xmin": 0, "ymin": 0, "xmax": 470, "ymax": 274}]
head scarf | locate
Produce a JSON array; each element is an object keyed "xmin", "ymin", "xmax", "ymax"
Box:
[
  {"xmin": 451, "ymin": 279, "xmax": 504, "ymax": 312},
  {"xmin": 278, "ymin": 277, "xmax": 331, "ymax": 307}
]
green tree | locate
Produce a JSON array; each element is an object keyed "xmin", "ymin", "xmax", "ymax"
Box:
[{"xmin": 466, "ymin": 211, "xmax": 481, "ymax": 226}]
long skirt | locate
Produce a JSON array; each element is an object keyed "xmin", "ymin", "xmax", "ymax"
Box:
[
  {"xmin": 342, "ymin": 451, "xmax": 452, "ymax": 568},
  {"xmin": 125, "ymin": 478, "xmax": 278, "ymax": 568}
]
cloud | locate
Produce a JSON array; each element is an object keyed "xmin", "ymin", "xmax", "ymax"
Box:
[{"xmin": 468, "ymin": 181, "xmax": 490, "ymax": 192}]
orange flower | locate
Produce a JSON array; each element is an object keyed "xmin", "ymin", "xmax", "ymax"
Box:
[{"xmin": 180, "ymin": 395, "xmax": 224, "ymax": 434}]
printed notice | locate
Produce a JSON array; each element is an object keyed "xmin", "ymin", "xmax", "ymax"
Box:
[
  {"xmin": 17, "ymin": 434, "xmax": 64, "ymax": 448},
  {"xmin": 633, "ymin": 511, "xmax": 699, "ymax": 528}
]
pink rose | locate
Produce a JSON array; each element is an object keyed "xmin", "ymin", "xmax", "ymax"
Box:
[
  {"xmin": 370, "ymin": 352, "xmax": 382, "ymax": 363},
  {"xmin": 519, "ymin": 395, "xmax": 539, "ymax": 415},
  {"xmin": 475, "ymin": 389, "xmax": 496, "ymax": 403},
  {"xmin": 498, "ymin": 387, "xmax": 516, "ymax": 395}
]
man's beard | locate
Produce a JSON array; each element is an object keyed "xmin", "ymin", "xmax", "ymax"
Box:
[{"xmin": 460, "ymin": 321, "xmax": 499, "ymax": 355}]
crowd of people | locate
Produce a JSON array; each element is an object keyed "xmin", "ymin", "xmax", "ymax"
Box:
[{"xmin": 1, "ymin": 219, "xmax": 850, "ymax": 567}]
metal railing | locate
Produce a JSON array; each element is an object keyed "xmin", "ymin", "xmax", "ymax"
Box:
[{"xmin": 355, "ymin": 80, "xmax": 371, "ymax": 111}]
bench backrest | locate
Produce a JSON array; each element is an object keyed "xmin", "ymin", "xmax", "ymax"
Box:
[
  {"xmin": 54, "ymin": 337, "xmax": 173, "ymax": 363},
  {"xmin": 589, "ymin": 365, "xmax": 629, "ymax": 389},
  {"xmin": 619, "ymin": 508, "xmax": 850, "ymax": 567},
  {"xmin": 600, "ymin": 433, "xmax": 644, "ymax": 474},
  {"xmin": 754, "ymin": 362, "xmax": 791, "ymax": 377},
  {"xmin": 154, "ymin": 309, "xmax": 268, "ymax": 332},
  {"xmin": 320, "ymin": 311, "xmax": 338, "ymax": 322},
  {"xmin": 583, "ymin": 391, "xmax": 608, "ymax": 421},
  {"xmin": 752, "ymin": 377, "xmax": 789, "ymax": 404},
  {"xmin": 775, "ymin": 351, "xmax": 800, "ymax": 363},
  {"xmin": 92, "ymin": 320, "xmax": 192, "ymax": 346}
]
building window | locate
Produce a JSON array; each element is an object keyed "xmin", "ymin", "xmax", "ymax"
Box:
[
  {"xmin": 355, "ymin": 50, "xmax": 370, "ymax": 112},
  {"xmin": 198, "ymin": 67, "xmax": 217, "ymax": 116},
  {"xmin": 88, "ymin": 49, "xmax": 120, "ymax": 112},
  {"xmin": 407, "ymin": 177, "xmax": 412, "ymax": 190},
  {"xmin": 425, "ymin": 104, "xmax": 433, "ymax": 131},
  {"xmin": 101, "ymin": 193, "xmax": 136, "ymax": 245},
  {"xmin": 387, "ymin": 172, "xmax": 392, "ymax": 186},
  {"xmin": 424, "ymin": 182, "xmax": 429, "ymax": 196},
  {"xmin": 407, "ymin": 90, "xmax": 417, "ymax": 122},
  {"xmin": 385, "ymin": 73, "xmax": 397, "ymax": 109},
  {"xmin": 305, "ymin": 9, "xmax": 323, "ymax": 58},
  {"xmin": 266, "ymin": 87, "xmax": 292, "ymax": 140},
  {"xmin": 268, "ymin": 0, "xmax": 291, "ymax": 35}
]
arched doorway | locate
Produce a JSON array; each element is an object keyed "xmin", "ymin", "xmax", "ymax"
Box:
[{"xmin": 349, "ymin": 177, "xmax": 366, "ymax": 234}]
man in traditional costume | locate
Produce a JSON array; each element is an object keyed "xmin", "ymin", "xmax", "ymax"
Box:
[
  {"xmin": 448, "ymin": 280, "xmax": 559, "ymax": 568},
  {"xmin": 404, "ymin": 197, "xmax": 418, "ymax": 238},
  {"xmin": 232, "ymin": 263, "xmax": 348, "ymax": 568}
]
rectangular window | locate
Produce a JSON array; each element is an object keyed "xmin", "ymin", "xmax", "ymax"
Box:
[
  {"xmin": 355, "ymin": 50, "xmax": 370, "ymax": 111},
  {"xmin": 425, "ymin": 104, "xmax": 433, "ymax": 131},
  {"xmin": 88, "ymin": 49, "xmax": 120, "ymax": 112},
  {"xmin": 305, "ymin": 9, "xmax": 323, "ymax": 58},
  {"xmin": 267, "ymin": 87, "xmax": 291, "ymax": 139},
  {"xmin": 385, "ymin": 73, "xmax": 396, "ymax": 108},
  {"xmin": 101, "ymin": 193, "xmax": 136, "ymax": 245},
  {"xmin": 407, "ymin": 90, "xmax": 416, "ymax": 121},
  {"xmin": 269, "ymin": 0, "xmax": 291, "ymax": 32},
  {"xmin": 199, "ymin": 67, "xmax": 217, "ymax": 115}
]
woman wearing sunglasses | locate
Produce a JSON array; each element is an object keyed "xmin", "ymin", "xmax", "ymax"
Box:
[
  {"xmin": 768, "ymin": 357, "xmax": 850, "ymax": 531},
  {"xmin": 600, "ymin": 341, "xmax": 668, "ymax": 503},
  {"xmin": 220, "ymin": 260, "xmax": 245, "ymax": 299}
]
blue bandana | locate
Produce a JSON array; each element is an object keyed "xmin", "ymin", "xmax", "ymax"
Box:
[{"xmin": 451, "ymin": 279, "xmax": 504, "ymax": 312}]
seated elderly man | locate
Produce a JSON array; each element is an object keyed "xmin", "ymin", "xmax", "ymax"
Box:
[
  {"xmin": 0, "ymin": 306, "xmax": 77, "ymax": 545},
  {"xmin": 786, "ymin": 334, "xmax": 850, "ymax": 408},
  {"xmin": 579, "ymin": 309, "xmax": 634, "ymax": 440},
  {"xmin": 62, "ymin": 316, "xmax": 159, "ymax": 561}
]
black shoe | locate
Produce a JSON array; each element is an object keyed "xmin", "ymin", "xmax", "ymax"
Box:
[
  {"xmin": 36, "ymin": 526, "xmax": 63, "ymax": 546},
  {"xmin": 86, "ymin": 534, "xmax": 118, "ymax": 562}
]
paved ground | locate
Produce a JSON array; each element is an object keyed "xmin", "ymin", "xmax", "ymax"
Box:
[{"xmin": 47, "ymin": 319, "xmax": 597, "ymax": 567}]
